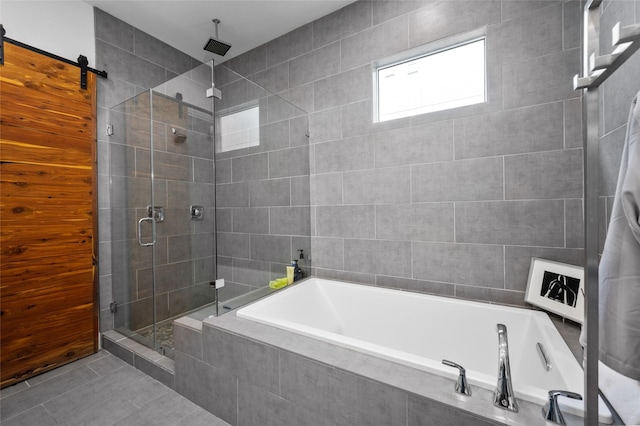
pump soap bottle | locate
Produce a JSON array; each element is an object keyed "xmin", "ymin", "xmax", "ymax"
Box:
[{"xmin": 293, "ymin": 259, "xmax": 303, "ymax": 281}]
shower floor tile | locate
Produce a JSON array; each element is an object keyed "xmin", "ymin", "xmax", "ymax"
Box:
[{"xmin": 138, "ymin": 321, "xmax": 175, "ymax": 349}]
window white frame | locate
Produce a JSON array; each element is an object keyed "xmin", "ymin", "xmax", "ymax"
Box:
[
  {"xmin": 373, "ymin": 28, "xmax": 487, "ymax": 123},
  {"xmin": 216, "ymin": 102, "xmax": 260, "ymax": 153}
]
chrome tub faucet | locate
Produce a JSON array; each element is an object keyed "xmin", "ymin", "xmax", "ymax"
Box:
[{"xmin": 494, "ymin": 323, "xmax": 518, "ymax": 412}]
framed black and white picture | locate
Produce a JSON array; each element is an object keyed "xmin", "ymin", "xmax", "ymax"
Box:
[{"xmin": 525, "ymin": 258, "xmax": 585, "ymax": 323}]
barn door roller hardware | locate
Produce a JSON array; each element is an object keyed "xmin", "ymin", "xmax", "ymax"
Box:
[
  {"xmin": 0, "ymin": 24, "xmax": 6, "ymax": 65},
  {"xmin": 0, "ymin": 24, "xmax": 108, "ymax": 88},
  {"xmin": 78, "ymin": 55, "xmax": 88, "ymax": 89}
]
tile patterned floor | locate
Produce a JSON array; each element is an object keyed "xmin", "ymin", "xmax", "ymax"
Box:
[
  {"xmin": 0, "ymin": 350, "xmax": 229, "ymax": 426},
  {"xmin": 137, "ymin": 322, "xmax": 175, "ymax": 350}
]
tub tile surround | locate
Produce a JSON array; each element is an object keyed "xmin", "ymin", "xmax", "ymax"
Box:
[
  {"xmin": 173, "ymin": 311, "xmax": 588, "ymax": 426},
  {"xmin": 102, "ymin": 330, "xmax": 176, "ymax": 390},
  {"xmin": 218, "ymin": 0, "xmax": 588, "ymax": 308}
]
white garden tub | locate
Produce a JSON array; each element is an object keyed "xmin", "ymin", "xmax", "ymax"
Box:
[{"xmin": 237, "ymin": 278, "xmax": 612, "ymax": 423}]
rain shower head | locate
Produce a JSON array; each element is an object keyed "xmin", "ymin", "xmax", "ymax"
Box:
[
  {"xmin": 204, "ymin": 38, "xmax": 232, "ymax": 56},
  {"xmin": 204, "ymin": 18, "xmax": 231, "ymax": 56}
]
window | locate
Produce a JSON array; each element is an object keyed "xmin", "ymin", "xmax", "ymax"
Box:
[
  {"xmin": 218, "ymin": 105, "xmax": 260, "ymax": 152},
  {"xmin": 374, "ymin": 31, "xmax": 486, "ymax": 123}
]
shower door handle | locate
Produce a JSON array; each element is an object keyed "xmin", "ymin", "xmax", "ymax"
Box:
[{"xmin": 137, "ymin": 217, "xmax": 156, "ymax": 247}]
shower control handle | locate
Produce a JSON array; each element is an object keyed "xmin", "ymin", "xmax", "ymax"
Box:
[
  {"xmin": 442, "ymin": 359, "xmax": 472, "ymax": 396},
  {"xmin": 137, "ymin": 217, "xmax": 155, "ymax": 247},
  {"xmin": 542, "ymin": 390, "xmax": 582, "ymax": 425}
]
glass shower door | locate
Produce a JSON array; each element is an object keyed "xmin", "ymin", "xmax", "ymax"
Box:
[
  {"xmin": 110, "ymin": 90, "xmax": 161, "ymax": 351},
  {"xmin": 110, "ymin": 61, "xmax": 216, "ymax": 356}
]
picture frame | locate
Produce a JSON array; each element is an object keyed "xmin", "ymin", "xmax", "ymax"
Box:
[{"xmin": 525, "ymin": 258, "xmax": 585, "ymax": 324}]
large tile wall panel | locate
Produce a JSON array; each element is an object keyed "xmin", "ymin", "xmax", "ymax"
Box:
[
  {"xmin": 314, "ymin": 135, "xmax": 375, "ymax": 173},
  {"xmin": 456, "ymin": 200, "xmax": 566, "ymax": 246},
  {"xmin": 280, "ymin": 351, "xmax": 406, "ymax": 426},
  {"xmin": 237, "ymin": 381, "xmax": 333, "ymax": 426},
  {"xmin": 343, "ymin": 167, "xmax": 411, "ymax": 205},
  {"xmin": 411, "ymin": 157, "xmax": 504, "ymax": 202},
  {"xmin": 408, "ymin": 393, "xmax": 502, "ymax": 426},
  {"xmin": 342, "ymin": 99, "xmax": 413, "ymax": 138},
  {"xmin": 340, "ymin": 15, "xmax": 409, "ymax": 71},
  {"xmin": 232, "ymin": 153, "xmax": 269, "ymax": 182},
  {"xmin": 313, "ymin": 0, "xmax": 372, "ymax": 48},
  {"xmin": 227, "ymin": 45, "xmax": 267, "ymax": 78},
  {"xmin": 504, "ymin": 149, "xmax": 583, "ymax": 200},
  {"xmin": 249, "ymin": 62, "xmax": 289, "ymax": 95},
  {"xmin": 343, "ymin": 239, "xmax": 412, "ymax": 277},
  {"xmin": 289, "ymin": 42, "xmax": 341, "ymax": 88},
  {"xmin": 174, "ymin": 351, "xmax": 237, "ymax": 424},
  {"xmin": 249, "ymin": 179, "xmax": 291, "ymax": 207},
  {"xmin": 502, "ymin": 48, "xmax": 580, "ymax": 109},
  {"xmin": 266, "ymin": 23, "xmax": 313, "ymax": 68},
  {"xmin": 250, "ymin": 235, "xmax": 293, "ymax": 263},
  {"xmin": 486, "ymin": 3, "xmax": 563, "ymax": 66},
  {"xmin": 232, "ymin": 259, "xmax": 271, "ymax": 287},
  {"xmin": 311, "ymin": 237, "xmax": 345, "ymax": 270},
  {"xmin": 270, "ymin": 207, "xmax": 311, "ymax": 236},
  {"xmin": 375, "ymin": 203, "xmax": 454, "ymax": 242},
  {"xmin": 203, "ymin": 326, "xmax": 279, "ymax": 395},
  {"xmin": 374, "ymin": 121, "xmax": 454, "ymax": 167},
  {"xmin": 313, "ymin": 65, "xmax": 371, "ymax": 111},
  {"xmin": 412, "ymin": 242, "xmax": 504, "ymax": 288},
  {"xmin": 233, "ymin": 208, "xmax": 270, "ymax": 234},
  {"xmin": 408, "ymin": 0, "xmax": 501, "ymax": 48},
  {"xmin": 309, "ymin": 107, "xmax": 342, "ymax": 144},
  {"xmin": 133, "ymin": 28, "xmax": 193, "ymax": 75},
  {"xmin": 454, "ymin": 102, "xmax": 564, "ymax": 159},
  {"xmin": 315, "ymin": 205, "xmax": 375, "ymax": 238},
  {"xmin": 311, "ymin": 173, "xmax": 343, "ymax": 206}
]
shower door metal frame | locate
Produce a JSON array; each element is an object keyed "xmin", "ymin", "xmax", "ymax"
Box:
[
  {"xmin": 138, "ymin": 90, "xmax": 159, "ymax": 351},
  {"xmin": 574, "ymin": 1, "xmax": 640, "ymax": 424}
]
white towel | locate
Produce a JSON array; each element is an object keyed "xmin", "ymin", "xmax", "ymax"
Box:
[{"xmin": 599, "ymin": 91, "xmax": 640, "ymax": 381}]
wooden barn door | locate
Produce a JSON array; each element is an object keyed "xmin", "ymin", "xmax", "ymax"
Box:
[{"xmin": 0, "ymin": 41, "xmax": 98, "ymax": 388}]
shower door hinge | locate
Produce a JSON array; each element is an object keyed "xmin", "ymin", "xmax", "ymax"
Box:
[
  {"xmin": 206, "ymin": 86, "xmax": 222, "ymax": 100},
  {"xmin": 109, "ymin": 301, "xmax": 118, "ymax": 313}
]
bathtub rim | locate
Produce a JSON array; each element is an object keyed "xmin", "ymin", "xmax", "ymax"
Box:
[
  {"xmin": 195, "ymin": 298, "xmax": 591, "ymax": 425},
  {"xmin": 233, "ymin": 277, "xmax": 615, "ymax": 424},
  {"xmin": 236, "ymin": 277, "xmax": 562, "ymax": 389},
  {"xmin": 193, "ymin": 277, "xmax": 610, "ymax": 425}
]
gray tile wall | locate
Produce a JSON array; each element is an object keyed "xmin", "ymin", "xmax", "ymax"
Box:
[
  {"xmin": 95, "ymin": 8, "xmax": 213, "ymax": 332},
  {"xmin": 212, "ymin": 66, "xmax": 311, "ymax": 300},
  {"xmin": 94, "ymin": 0, "xmax": 640, "ymax": 321},
  {"xmin": 224, "ymin": 0, "xmax": 585, "ymax": 306}
]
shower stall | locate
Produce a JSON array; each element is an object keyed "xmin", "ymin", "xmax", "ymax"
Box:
[{"xmin": 108, "ymin": 60, "xmax": 311, "ymax": 358}]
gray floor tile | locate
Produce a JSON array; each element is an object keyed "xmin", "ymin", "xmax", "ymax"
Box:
[
  {"xmin": 178, "ymin": 409, "xmax": 231, "ymax": 426},
  {"xmin": 0, "ymin": 381, "xmax": 29, "ymax": 399},
  {"xmin": 1, "ymin": 365, "xmax": 100, "ymax": 421},
  {"xmin": 87, "ymin": 353, "xmax": 130, "ymax": 376},
  {"xmin": 114, "ymin": 391, "xmax": 201, "ymax": 425},
  {"xmin": 1, "ymin": 405, "xmax": 60, "ymax": 426},
  {"xmin": 1, "ymin": 350, "xmax": 229, "ymax": 426}
]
